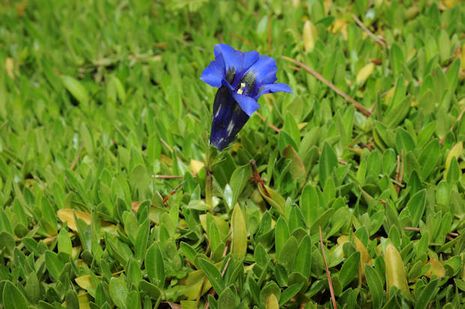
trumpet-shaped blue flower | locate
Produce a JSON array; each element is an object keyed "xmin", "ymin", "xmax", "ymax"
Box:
[{"xmin": 201, "ymin": 44, "xmax": 291, "ymax": 150}]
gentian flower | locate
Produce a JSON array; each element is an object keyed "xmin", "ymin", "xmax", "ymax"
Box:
[{"xmin": 201, "ymin": 44, "xmax": 291, "ymax": 150}]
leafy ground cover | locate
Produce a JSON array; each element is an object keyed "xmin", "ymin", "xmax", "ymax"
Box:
[{"xmin": 1, "ymin": 0, "xmax": 465, "ymax": 308}]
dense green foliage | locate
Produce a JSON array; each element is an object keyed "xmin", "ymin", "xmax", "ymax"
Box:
[{"xmin": 1, "ymin": 0, "xmax": 465, "ymax": 308}]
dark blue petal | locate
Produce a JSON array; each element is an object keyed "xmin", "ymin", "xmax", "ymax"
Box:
[
  {"xmin": 200, "ymin": 57, "xmax": 225, "ymax": 87},
  {"xmin": 210, "ymin": 86, "xmax": 249, "ymax": 150},
  {"xmin": 214, "ymin": 44, "xmax": 242, "ymax": 73},
  {"xmin": 257, "ymin": 83, "xmax": 292, "ymax": 98},
  {"xmin": 242, "ymin": 51, "xmax": 260, "ymax": 70},
  {"xmin": 232, "ymin": 50, "xmax": 260, "ymax": 86},
  {"xmin": 244, "ymin": 55, "xmax": 278, "ymax": 86},
  {"xmin": 232, "ymin": 92, "xmax": 260, "ymax": 116}
]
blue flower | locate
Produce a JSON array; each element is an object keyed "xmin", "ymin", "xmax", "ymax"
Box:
[{"xmin": 201, "ymin": 44, "xmax": 291, "ymax": 150}]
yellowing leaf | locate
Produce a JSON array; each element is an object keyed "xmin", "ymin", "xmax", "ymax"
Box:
[
  {"xmin": 231, "ymin": 204, "xmax": 247, "ymax": 259},
  {"xmin": 461, "ymin": 43, "xmax": 465, "ymax": 71},
  {"xmin": 265, "ymin": 293, "xmax": 279, "ymax": 309},
  {"xmin": 57, "ymin": 208, "xmax": 92, "ymax": 231},
  {"xmin": 324, "ymin": 0, "xmax": 332, "ymax": 14},
  {"xmin": 5, "ymin": 58, "xmax": 14, "ymax": 79},
  {"xmin": 354, "ymin": 235, "xmax": 372, "ymax": 266},
  {"xmin": 356, "ymin": 63, "xmax": 375, "ymax": 86},
  {"xmin": 190, "ymin": 159, "xmax": 204, "ymax": 176},
  {"xmin": 283, "ymin": 145, "xmax": 306, "ymax": 185},
  {"xmin": 78, "ymin": 291, "xmax": 91, "ymax": 309},
  {"xmin": 257, "ymin": 185, "xmax": 286, "ymax": 216},
  {"xmin": 303, "ymin": 20, "xmax": 317, "ymax": 53},
  {"xmin": 441, "ymin": 0, "xmax": 459, "ymax": 9},
  {"xmin": 445, "ymin": 142, "xmax": 463, "ymax": 171},
  {"xmin": 331, "ymin": 19, "xmax": 348, "ymax": 39},
  {"xmin": 426, "ymin": 258, "xmax": 446, "ymax": 278},
  {"xmin": 179, "ymin": 269, "xmax": 211, "ymax": 300},
  {"xmin": 75, "ymin": 275, "xmax": 94, "ymax": 291},
  {"xmin": 385, "ymin": 243, "xmax": 409, "ymax": 297}
]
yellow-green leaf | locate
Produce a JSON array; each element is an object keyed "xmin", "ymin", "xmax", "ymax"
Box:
[
  {"xmin": 303, "ymin": 20, "xmax": 317, "ymax": 52},
  {"xmin": 265, "ymin": 293, "xmax": 280, "ymax": 309},
  {"xmin": 231, "ymin": 204, "xmax": 247, "ymax": 259},
  {"xmin": 385, "ymin": 243, "xmax": 409, "ymax": 297},
  {"xmin": 61, "ymin": 75, "xmax": 89, "ymax": 106},
  {"xmin": 445, "ymin": 142, "xmax": 463, "ymax": 171},
  {"xmin": 356, "ymin": 63, "xmax": 375, "ymax": 86}
]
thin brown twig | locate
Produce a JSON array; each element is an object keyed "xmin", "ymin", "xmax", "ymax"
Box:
[
  {"xmin": 319, "ymin": 226, "xmax": 337, "ymax": 309},
  {"xmin": 282, "ymin": 56, "xmax": 372, "ymax": 117},
  {"xmin": 153, "ymin": 175, "xmax": 183, "ymax": 179},
  {"xmin": 255, "ymin": 111, "xmax": 281, "ymax": 133},
  {"xmin": 250, "ymin": 160, "xmax": 270, "ymax": 197},
  {"xmin": 70, "ymin": 146, "xmax": 83, "ymax": 171},
  {"xmin": 162, "ymin": 182, "xmax": 184, "ymax": 206},
  {"xmin": 267, "ymin": 14, "xmax": 273, "ymax": 52},
  {"xmin": 404, "ymin": 226, "xmax": 459, "ymax": 239},
  {"xmin": 352, "ymin": 15, "xmax": 387, "ymax": 48}
]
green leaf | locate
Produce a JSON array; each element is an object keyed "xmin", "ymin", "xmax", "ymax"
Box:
[
  {"xmin": 197, "ymin": 258, "xmax": 224, "ymax": 293},
  {"xmin": 229, "ymin": 164, "xmax": 251, "ymax": 207},
  {"xmin": 279, "ymin": 282, "xmax": 304, "ymax": 305},
  {"xmin": 300, "ymin": 185, "xmax": 320, "ymax": 228},
  {"xmin": 145, "ymin": 243, "xmax": 165, "ymax": 287},
  {"xmin": 405, "ymin": 189, "xmax": 426, "ymax": 227},
  {"xmin": 294, "ymin": 235, "xmax": 312, "ymax": 277},
  {"xmin": 57, "ymin": 228, "xmax": 72, "ymax": 256},
  {"xmin": 274, "ymin": 217, "xmax": 289, "ymax": 257},
  {"xmin": 109, "ymin": 277, "xmax": 128, "ymax": 309},
  {"xmin": 139, "ymin": 280, "xmax": 162, "ymax": 299},
  {"xmin": 45, "ymin": 251, "xmax": 65, "ymax": 282},
  {"xmin": 218, "ymin": 286, "xmax": 239, "ymax": 309},
  {"xmin": 135, "ymin": 219, "xmax": 150, "ymax": 260},
  {"xmin": 277, "ymin": 236, "xmax": 298, "ymax": 272},
  {"xmin": 338, "ymin": 252, "xmax": 360, "ymax": 288},
  {"xmin": 365, "ymin": 265, "xmax": 384, "ymax": 308},
  {"xmin": 61, "ymin": 75, "xmax": 89, "ymax": 106},
  {"xmin": 390, "ymin": 43, "xmax": 404, "ymax": 75},
  {"xmin": 319, "ymin": 143, "xmax": 337, "ymax": 186},
  {"xmin": 415, "ymin": 279, "xmax": 439, "ymax": 309},
  {"xmin": 418, "ymin": 139, "xmax": 440, "ymax": 180},
  {"xmin": 2, "ymin": 281, "xmax": 29, "ymax": 309}
]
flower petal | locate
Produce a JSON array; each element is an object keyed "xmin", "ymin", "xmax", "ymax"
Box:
[
  {"xmin": 244, "ymin": 55, "xmax": 278, "ymax": 86},
  {"xmin": 210, "ymin": 86, "xmax": 250, "ymax": 150},
  {"xmin": 201, "ymin": 58, "xmax": 225, "ymax": 87},
  {"xmin": 233, "ymin": 92, "xmax": 260, "ymax": 117},
  {"xmin": 214, "ymin": 44, "xmax": 242, "ymax": 72},
  {"xmin": 241, "ymin": 51, "xmax": 260, "ymax": 72},
  {"xmin": 232, "ymin": 50, "xmax": 260, "ymax": 86},
  {"xmin": 257, "ymin": 83, "xmax": 292, "ymax": 98}
]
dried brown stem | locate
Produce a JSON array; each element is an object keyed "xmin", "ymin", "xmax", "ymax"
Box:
[
  {"xmin": 282, "ymin": 56, "xmax": 372, "ymax": 117},
  {"xmin": 352, "ymin": 15, "xmax": 387, "ymax": 48},
  {"xmin": 162, "ymin": 182, "xmax": 184, "ymax": 206},
  {"xmin": 153, "ymin": 175, "xmax": 183, "ymax": 179},
  {"xmin": 70, "ymin": 146, "xmax": 83, "ymax": 171},
  {"xmin": 404, "ymin": 226, "xmax": 459, "ymax": 239},
  {"xmin": 256, "ymin": 111, "xmax": 281, "ymax": 133},
  {"xmin": 319, "ymin": 226, "xmax": 338, "ymax": 309}
]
